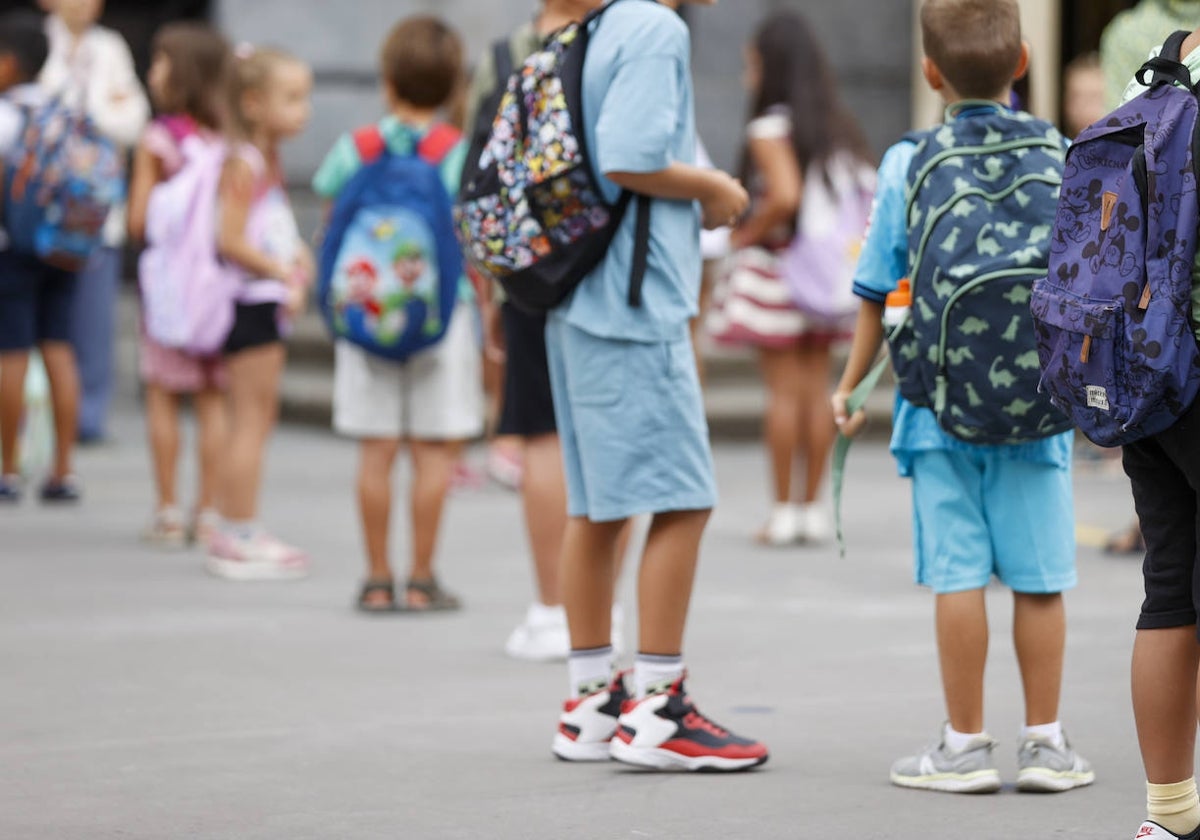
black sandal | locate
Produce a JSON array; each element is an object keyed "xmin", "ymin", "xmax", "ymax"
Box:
[
  {"xmin": 403, "ymin": 578, "xmax": 462, "ymax": 612},
  {"xmin": 356, "ymin": 579, "xmax": 398, "ymax": 613}
]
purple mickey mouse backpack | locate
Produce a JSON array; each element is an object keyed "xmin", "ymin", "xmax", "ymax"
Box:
[{"xmin": 1032, "ymin": 30, "xmax": 1200, "ymax": 447}]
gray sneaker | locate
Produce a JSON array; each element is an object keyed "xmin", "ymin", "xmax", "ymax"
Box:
[
  {"xmin": 1016, "ymin": 733, "xmax": 1095, "ymax": 792},
  {"xmin": 890, "ymin": 729, "xmax": 1002, "ymax": 793}
]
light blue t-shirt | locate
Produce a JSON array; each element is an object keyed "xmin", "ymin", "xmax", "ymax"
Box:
[
  {"xmin": 852, "ymin": 127, "xmax": 1073, "ymax": 477},
  {"xmin": 559, "ymin": 0, "xmax": 701, "ymax": 343}
]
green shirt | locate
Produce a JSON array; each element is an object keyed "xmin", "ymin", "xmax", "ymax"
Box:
[
  {"xmin": 1120, "ymin": 41, "xmax": 1200, "ymax": 340},
  {"xmin": 1102, "ymin": 0, "xmax": 1200, "ymax": 108}
]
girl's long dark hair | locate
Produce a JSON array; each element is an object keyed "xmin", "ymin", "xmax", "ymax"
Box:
[{"xmin": 741, "ymin": 10, "xmax": 872, "ymax": 185}]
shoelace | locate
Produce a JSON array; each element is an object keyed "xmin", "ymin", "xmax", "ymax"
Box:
[{"xmin": 683, "ymin": 707, "xmax": 730, "ymax": 739}]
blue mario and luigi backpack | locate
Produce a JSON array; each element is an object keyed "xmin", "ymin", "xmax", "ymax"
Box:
[
  {"xmin": 1032, "ymin": 31, "xmax": 1200, "ymax": 447},
  {"xmin": 318, "ymin": 123, "xmax": 463, "ymax": 361},
  {"xmin": 887, "ymin": 104, "xmax": 1073, "ymax": 444}
]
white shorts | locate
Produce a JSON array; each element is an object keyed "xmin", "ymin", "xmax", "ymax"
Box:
[{"xmin": 333, "ymin": 304, "xmax": 485, "ymax": 441}]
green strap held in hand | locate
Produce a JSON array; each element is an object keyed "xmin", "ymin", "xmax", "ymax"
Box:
[{"xmin": 833, "ymin": 353, "xmax": 892, "ymax": 559}]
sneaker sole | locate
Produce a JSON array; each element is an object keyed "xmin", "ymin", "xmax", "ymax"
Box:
[
  {"xmin": 205, "ymin": 555, "xmax": 310, "ymax": 582},
  {"xmin": 552, "ymin": 734, "xmax": 613, "ymax": 762},
  {"xmin": 609, "ymin": 739, "xmax": 769, "ymax": 772},
  {"xmin": 890, "ymin": 769, "xmax": 1002, "ymax": 793},
  {"xmin": 1016, "ymin": 767, "xmax": 1096, "ymax": 793}
]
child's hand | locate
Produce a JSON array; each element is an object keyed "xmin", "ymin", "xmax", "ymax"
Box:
[
  {"xmin": 293, "ymin": 248, "xmax": 316, "ymax": 287},
  {"xmin": 832, "ymin": 389, "xmax": 868, "ymax": 439},
  {"xmin": 283, "ymin": 278, "xmax": 309, "ymax": 318},
  {"xmin": 700, "ymin": 171, "xmax": 750, "ymax": 231},
  {"xmin": 483, "ymin": 300, "xmax": 505, "ymax": 364}
]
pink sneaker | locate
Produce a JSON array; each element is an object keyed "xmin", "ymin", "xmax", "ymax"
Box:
[{"xmin": 206, "ymin": 529, "xmax": 309, "ymax": 581}]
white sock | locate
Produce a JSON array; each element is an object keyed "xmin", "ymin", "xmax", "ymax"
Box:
[
  {"xmin": 223, "ymin": 519, "xmax": 258, "ymax": 540},
  {"xmin": 529, "ymin": 602, "xmax": 566, "ymax": 624},
  {"xmin": 1021, "ymin": 721, "xmax": 1065, "ymax": 749},
  {"xmin": 567, "ymin": 645, "xmax": 613, "ymax": 697},
  {"xmin": 944, "ymin": 723, "xmax": 986, "ymax": 754},
  {"xmin": 634, "ymin": 653, "xmax": 684, "ymax": 698}
]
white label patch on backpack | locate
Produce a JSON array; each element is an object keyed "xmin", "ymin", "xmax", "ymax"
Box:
[{"xmin": 1086, "ymin": 385, "xmax": 1110, "ymax": 411}]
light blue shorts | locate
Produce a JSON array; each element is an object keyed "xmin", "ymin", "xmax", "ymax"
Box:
[
  {"xmin": 544, "ymin": 314, "xmax": 717, "ymax": 522},
  {"xmin": 910, "ymin": 448, "xmax": 1077, "ymax": 595}
]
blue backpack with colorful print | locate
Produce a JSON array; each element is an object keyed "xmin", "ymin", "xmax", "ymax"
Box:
[
  {"xmin": 455, "ymin": 0, "xmax": 652, "ymax": 313},
  {"xmin": 1032, "ymin": 31, "xmax": 1200, "ymax": 447},
  {"xmin": 317, "ymin": 123, "xmax": 463, "ymax": 361},
  {"xmin": 887, "ymin": 106, "xmax": 1073, "ymax": 444}
]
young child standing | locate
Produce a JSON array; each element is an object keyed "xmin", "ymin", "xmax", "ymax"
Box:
[
  {"xmin": 546, "ymin": 0, "xmax": 768, "ymax": 771},
  {"xmin": 127, "ymin": 22, "xmax": 230, "ymax": 547},
  {"xmin": 0, "ymin": 11, "xmax": 76, "ymax": 504},
  {"xmin": 313, "ymin": 16, "xmax": 483, "ymax": 612},
  {"xmin": 833, "ymin": 0, "xmax": 1092, "ymax": 794},
  {"xmin": 204, "ymin": 45, "xmax": 313, "ymax": 580}
]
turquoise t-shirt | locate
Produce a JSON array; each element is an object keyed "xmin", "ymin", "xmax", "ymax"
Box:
[
  {"xmin": 851, "ymin": 121, "xmax": 1073, "ymax": 476},
  {"xmin": 559, "ymin": 0, "xmax": 700, "ymax": 343},
  {"xmin": 311, "ymin": 116, "xmax": 473, "ymax": 302}
]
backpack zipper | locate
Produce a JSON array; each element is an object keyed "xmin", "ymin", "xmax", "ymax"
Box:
[{"xmin": 932, "ymin": 267, "xmax": 1045, "ymax": 415}]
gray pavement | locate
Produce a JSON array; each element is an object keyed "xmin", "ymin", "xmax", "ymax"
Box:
[{"xmin": 0, "ymin": 401, "xmax": 1154, "ymax": 839}]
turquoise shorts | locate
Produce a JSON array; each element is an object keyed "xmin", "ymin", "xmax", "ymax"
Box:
[
  {"xmin": 544, "ymin": 314, "xmax": 717, "ymax": 522},
  {"xmin": 909, "ymin": 448, "xmax": 1077, "ymax": 595}
]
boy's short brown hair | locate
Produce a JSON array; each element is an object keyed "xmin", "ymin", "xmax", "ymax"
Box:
[
  {"xmin": 380, "ymin": 16, "xmax": 463, "ymax": 110},
  {"xmin": 921, "ymin": 0, "xmax": 1022, "ymax": 99}
]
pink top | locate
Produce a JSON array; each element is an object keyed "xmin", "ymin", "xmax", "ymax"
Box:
[{"xmin": 229, "ymin": 144, "xmax": 302, "ymax": 306}]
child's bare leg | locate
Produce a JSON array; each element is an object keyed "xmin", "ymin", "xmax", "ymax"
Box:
[
  {"xmin": 759, "ymin": 347, "xmax": 802, "ymax": 504},
  {"xmin": 522, "ymin": 433, "xmax": 566, "ymax": 605},
  {"xmin": 562, "ymin": 516, "xmax": 624, "ymax": 649},
  {"xmin": 936, "ymin": 589, "xmax": 988, "ymax": 734},
  {"xmin": 357, "ymin": 437, "xmax": 402, "ymax": 599},
  {"xmin": 40, "ymin": 341, "xmax": 79, "ymax": 480},
  {"xmin": 1133, "ymin": 626, "xmax": 1200, "ymax": 783},
  {"xmin": 638, "ymin": 508, "xmax": 710, "ymax": 655},
  {"xmin": 193, "ymin": 388, "xmax": 227, "ymax": 512},
  {"xmin": 408, "ymin": 439, "xmax": 463, "ymax": 597},
  {"xmin": 144, "ymin": 385, "xmax": 181, "ymax": 508},
  {"xmin": 0, "ymin": 351, "xmax": 30, "ymax": 475},
  {"xmin": 797, "ymin": 345, "xmax": 836, "ymax": 504},
  {"xmin": 1013, "ymin": 592, "xmax": 1065, "ymax": 726},
  {"xmin": 220, "ymin": 344, "xmax": 284, "ymax": 521}
]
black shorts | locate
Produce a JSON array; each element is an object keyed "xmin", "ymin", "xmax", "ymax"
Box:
[
  {"xmin": 1124, "ymin": 396, "xmax": 1200, "ymax": 638},
  {"xmin": 224, "ymin": 302, "xmax": 282, "ymax": 355},
  {"xmin": 497, "ymin": 302, "xmax": 557, "ymax": 437},
  {"xmin": 0, "ymin": 250, "xmax": 77, "ymax": 352}
]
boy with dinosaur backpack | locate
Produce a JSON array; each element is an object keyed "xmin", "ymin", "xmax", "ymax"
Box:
[
  {"xmin": 313, "ymin": 15, "xmax": 483, "ymax": 612},
  {"xmin": 833, "ymin": 0, "xmax": 1092, "ymax": 794}
]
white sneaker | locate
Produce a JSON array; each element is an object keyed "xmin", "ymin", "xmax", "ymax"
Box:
[
  {"xmin": 142, "ymin": 506, "xmax": 187, "ymax": 549},
  {"xmin": 757, "ymin": 504, "xmax": 801, "ymax": 546},
  {"xmin": 552, "ymin": 671, "xmax": 630, "ymax": 762},
  {"xmin": 505, "ymin": 603, "xmax": 570, "ymax": 662},
  {"xmin": 206, "ymin": 529, "xmax": 309, "ymax": 581},
  {"xmin": 798, "ymin": 504, "xmax": 833, "ymax": 545},
  {"xmin": 1133, "ymin": 822, "xmax": 1200, "ymax": 840}
]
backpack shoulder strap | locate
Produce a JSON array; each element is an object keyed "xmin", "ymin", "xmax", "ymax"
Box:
[
  {"xmin": 1137, "ymin": 31, "xmax": 1196, "ymax": 90},
  {"xmin": 417, "ymin": 123, "xmax": 462, "ymax": 165},
  {"xmin": 493, "ymin": 38, "xmax": 514, "ymax": 90},
  {"xmin": 352, "ymin": 125, "xmax": 387, "ymax": 164}
]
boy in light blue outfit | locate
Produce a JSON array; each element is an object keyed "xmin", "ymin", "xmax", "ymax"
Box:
[
  {"xmin": 547, "ymin": 0, "xmax": 769, "ymax": 772},
  {"xmin": 834, "ymin": 0, "xmax": 1093, "ymax": 795}
]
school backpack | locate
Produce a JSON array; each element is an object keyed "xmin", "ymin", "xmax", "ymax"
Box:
[
  {"xmin": 887, "ymin": 106, "xmax": 1073, "ymax": 444},
  {"xmin": 317, "ymin": 123, "xmax": 463, "ymax": 361},
  {"xmin": 783, "ymin": 152, "xmax": 875, "ymax": 323},
  {"xmin": 455, "ymin": 0, "xmax": 652, "ymax": 313},
  {"xmin": 463, "ymin": 38, "xmax": 515, "ymax": 188},
  {"xmin": 4, "ymin": 97, "xmax": 124, "ymax": 271},
  {"xmin": 1032, "ymin": 31, "xmax": 1200, "ymax": 447},
  {"xmin": 139, "ymin": 126, "xmax": 240, "ymax": 356}
]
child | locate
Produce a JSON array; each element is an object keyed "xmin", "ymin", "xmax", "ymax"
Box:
[
  {"xmin": 728, "ymin": 9, "xmax": 871, "ymax": 546},
  {"xmin": 546, "ymin": 0, "xmax": 768, "ymax": 771},
  {"xmin": 127, "ymin": 22, "xmax": 229, "ymax": 546},
  {"xmin": 0, "ymin": 11, "xmax": 77, "ymax": 504},
  {"xmin": 313, "ymin": 16, "xmax": 483, "ymax": 612},
  {"xmin": 833, "ymin": 0, "xmax": 1092, "ymax": 793},
  {"xmin": 41, "ymin": 0, "xmax": 149, "ymax": 443},
  {"xmin": 1116, "ymin": 26, "xmax": 1200, "ymax": 840},
  {"xmin": 1062, "ymin": 52, "xmax": 1106, "ymax": 139},
  {"xmin": 204, "ymin": 45, "xmax": 313, "ymax": 580}
]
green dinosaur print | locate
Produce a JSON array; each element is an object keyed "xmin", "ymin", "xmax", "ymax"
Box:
[
  {"xmin": 951, "ymin": 199, "xmax": 977, "ymax": 219},
  {"xmin": 899, "ymin": 341, "xmax": 919, "ymax": 362},
  {"xmin": 989, "ymin": 357, "xmax": 1017, "ymax": 388},
  {"xmin": 975, "ymin": 225, "xmax": 1004, "ymax": 258},
  {"xmin": 1028, "ymin": 224, "xmax": 1051, "ymax": 244},
  {"xmin": 974, "ymin": 156, "xmax": 1007, "ymax": 183},
  {"xmin": 1014, "ymin": 189, "xmax": 1031, "ymax": 208},
  {"xmin": 1011, "ymin": 245, "xmax": 1043, "ymax": 265},
  {"xmin": 1001, "ymin": 315, "xmax": 1022, "ymax": 342},
  {"xmin": 964, "ymin": 381, "xmax": 985, "ymax": 407},
  {"xmin": 940, "ymin": 227, "xmax": 961, "ymax": 254},
  {"xmin": 931, "ymin": 271, "xmax": 957, "ymax": 300},
  {"xmin": 916, "ymin": 297, "xmax": 937, "ymax": 323},
  {"xmin": 1013, "ymin": 349, "xmax": 1041, "ymax": 370},
  {"xmin": 948, "ymin": 263, "xmax": 979, "ymax": 279},
  {"xmin": 959, "ymin": 316, "xmax": 990, "ymax": 336},
  {"xmin": 1002, "ymin": 285, "xmax": 1032, "ymax": 305},
  {"xmin": 946, "ymin": 346, "xmax": 976, "ymax": 366},
  {"xmin": 1003, "ymin": 397, "xmax": 1038, "ymax": 417}
]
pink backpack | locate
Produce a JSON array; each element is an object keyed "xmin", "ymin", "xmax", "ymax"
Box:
[
  {"xmin": 139, "ymin": 128, "xmax": 240, "ymax": 356},
  {"xmin": 782, "ymin": 153, "xmax": 875, "ymax": 324}
]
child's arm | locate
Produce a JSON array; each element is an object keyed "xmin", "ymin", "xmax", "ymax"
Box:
[
  {"xmin": 216, "ymin": 156, "xmax": 291, "ymax": 282},
  {"xmin": 729, "ymin": 135, "xmax": 802, "ymax": 251},
  {"xmin": 606, "ymin": 164, "xmax": 749, "ymax": 230},
  {"xmin": 126, "ymin": 140, "xmax": 162, "ymax": 243},
  {"xmin": 85, "ymin": 34, "xmax": 150, "ymax": 148},
  {"xmin": 831, "ymin": 301, "xmax": 885, "ymax": 438}
]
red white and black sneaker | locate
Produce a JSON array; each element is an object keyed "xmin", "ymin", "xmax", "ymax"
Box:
[
  {"xmin": 552, "ymin": 671, "xmax": 630, "ymax": 762},
  {"xmin": 609, "ymin": 676, "xmax": 769, "ymax": 772}
]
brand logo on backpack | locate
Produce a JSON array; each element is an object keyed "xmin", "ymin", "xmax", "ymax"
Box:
[{"xmin": 1032, "ymin": 31, "xmax": 1200, "ymax": 447}]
